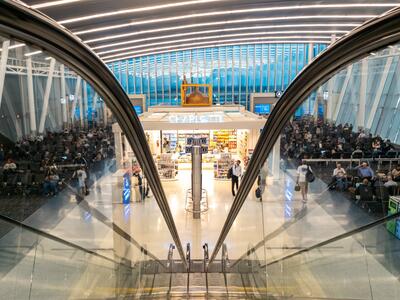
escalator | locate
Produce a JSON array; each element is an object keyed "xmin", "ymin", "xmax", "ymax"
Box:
[{"xmin": 0, "ymin": 1, "xmax": 400, "ymax": 299}]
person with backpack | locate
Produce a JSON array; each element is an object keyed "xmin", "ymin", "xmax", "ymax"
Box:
[{"xmin": 296, "ymin": 159, "xmax": 314, "ymax": 203}]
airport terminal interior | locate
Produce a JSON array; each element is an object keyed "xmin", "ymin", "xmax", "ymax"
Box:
[{"xmin": 0, "ymin": 0, "xmax": 400, "ymax": 299}]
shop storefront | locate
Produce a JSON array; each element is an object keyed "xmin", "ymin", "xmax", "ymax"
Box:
[{"xmin": 139, "ymin": 105, "xmax": 266, "ymax": 180}]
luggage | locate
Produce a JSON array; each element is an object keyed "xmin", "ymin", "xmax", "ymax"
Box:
[{"xmin": 227, "ymin": 167, "xmax": 233, "ymax": 179}]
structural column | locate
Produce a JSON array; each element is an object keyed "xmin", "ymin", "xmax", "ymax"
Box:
[
  {"xmin": 71, "ymin": 76, "xmax": 81, "ymax": 124},
  {"xmin": 357, "ymin": 58, "xmax": 368, "ymax": 129},
  {"xmin": 112, "ymin": 123, "xmax": 124, "ymax": 170},
  {"xmin": 366, "ymin": 49, "xmax": 396, "ymax": 130},
  {"xmin": 26, "ymin": 57, "xmax": 37, "ymax": 134},
  {"xmin": 38, "ymin": 58, "xmax": 56, "ymax": 134},
  {"xmin": 271, "ymin": 136, "xmax": 281, "ymax": 180},
  {"xmin": 60, "ymin": 64, "xmax": 68, "ymax": 127},
  {"xmin": 0, "ymin": 40, "xmax": 10, "ymax": 108}
]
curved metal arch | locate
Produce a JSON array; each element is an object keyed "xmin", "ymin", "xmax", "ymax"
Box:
[
  {"xmin": 210, "ymin": 6, "xmax": 400, "ymax": 263},
  {"xmin": 0, "ymin": 0, "xmax": 187, "ymax": 267}
]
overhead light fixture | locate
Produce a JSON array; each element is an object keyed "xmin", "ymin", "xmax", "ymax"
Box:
[
  {"xmin": 103, "ymin": 40, "xmax": 329, "ymax": 63},
  {"xmin": 93, "ymin": 28, "xmax": 349, "ymax": 51},
  {"xmin": 32, "ymin": 0, "xmax": 83, "ymax": 9},
  {"xmin": 76, "ymin": 14, "xmax": 375, "ymax": 35},
  {"xmin": 85, "ymin": 22, "xmax": 361, "ymax": 44},
  {"xmin": 25, "ymin": 50, "xmax": 43, "ymax": 57},
  {"xmin": 66, "ymin": 3, "xmax": 396, "ymax": 29},
  {"xmin": 0, "ymin": 43, "xmax": 25, "ymax": 51},
  {"xmin": 97, "ymin": 32, "xmax": 336, "ymax": 55},
  {"xmin": 59, "ymin": 0, "xmax": 225, "ymax": 24},
  {"xmin": 101, "ymin": 37, "xmax": 330, "ymax": 60},
  {"xmin": 45, "ymin": 57, "xmax": 52, "ymax": 60}
]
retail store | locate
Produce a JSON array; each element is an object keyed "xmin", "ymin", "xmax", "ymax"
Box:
[{"xmin": 139, "ymin": 105, "xmax": 266, "ymax": 180}]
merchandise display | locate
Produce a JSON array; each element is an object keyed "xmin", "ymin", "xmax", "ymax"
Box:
[
  {"xmin": 214, "ymin": 153, "xmax": 233, "ymax": 179},
  {"xmin": 211, "ymin": 129, "xmax": 237, "ymax": 152},
  {"xmin": 157, "ymin": 153, "xmax": 178, "ymax": 180}
]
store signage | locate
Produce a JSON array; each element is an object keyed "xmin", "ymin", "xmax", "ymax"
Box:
[{"xmin": 168, "ymin": 114, "xmax": 223, "ymax": 123}]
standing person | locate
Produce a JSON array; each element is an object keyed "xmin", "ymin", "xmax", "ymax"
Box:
[
  {"xmin": 75, "ymin": 167, "xmax": 87, "ymax": 198},
  {"xmin": 231, "ymin": 160, "xmax": 242, "ymax": 196},
  {"xmin": 256, "ymin": 163, "xmax": 268, "ymax": 201},
  {"xmin": 132, "ymin": 166, "xmax": 144, "ymax": 202},
  {"xmin": 296, "ymin": 160, "xmax": 312, "ymax": 203}
]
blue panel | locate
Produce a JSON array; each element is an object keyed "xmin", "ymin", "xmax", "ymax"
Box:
[
  {"xmin": 108, "ymin": 43, "xmax": 328, "ymax": 109},
  {"xmin": 254, "ymin": 104, "xmax": 271, "ymax": 115},
  {"xmin": 133, "ymin": 105, "xmax": 142, "ymax": 115}
]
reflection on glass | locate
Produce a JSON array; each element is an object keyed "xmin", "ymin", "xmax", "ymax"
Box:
[{"xmin": 0, "ymin": 35, "xmax": 173, "ymax": 298}]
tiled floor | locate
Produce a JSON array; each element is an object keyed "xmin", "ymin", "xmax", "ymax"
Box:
[{"xmin": 0, "ymin": 164, "xmax": 399, "ymax": 299}]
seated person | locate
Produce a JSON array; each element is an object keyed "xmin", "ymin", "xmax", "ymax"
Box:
[
  {"xmin": 352, "ymin": 147, "xmax": 364, "ymax": 158},
  {"xmin": 330, "ymin": 163, "xmax": 347, "ymax": 190},
  {"xmin": 357, "ymin": 162, "xmax": 374, "ymax": 181},
  {"xmin": 392, "ymin": 165, "xmax": 400, "ymax": 182},
  {"xmin": 3, "ymin": 158, "xmax": 17, "ymax": 173},
  {"xmin": 356, "ymin": 178, "xmax": 374, "ymax": 203},
  {"xmin": 43, "ymin": 172, "xmax": 59, "ymax": 196},
  {"xmin": 384, "ymin": 175, "xmax": 398, "ymax": 189}
]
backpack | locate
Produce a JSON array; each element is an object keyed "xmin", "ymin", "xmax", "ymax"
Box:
[
  {"xmin": 306, "ymin": 166, "xmax": 315, "ymax": 183},
  {"xmin": 255, "ymin": 187, "xmax": 261, "ymax": 198},
  {"xmin": 227, "ymin": 167, "xmax": 233, "ymax": 179}
]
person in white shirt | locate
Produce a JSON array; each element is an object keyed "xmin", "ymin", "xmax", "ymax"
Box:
[
  {"xmin": 384, "ymin": 176, "xmax": 398, "ymax": 189},
  {"xmin": 296, "ymin": 160, "xmax": 312, "ymax": 203},
  {"xmin": 75, "ymin": 167, "xmax": 87, "ymax": 197},
  {"xmin": 330, "ymin": 163, "xmax": 347, "ymax": 190},
  {"xmin": 3, "ymin": 159, "xmax": 17, "ymax": 172},
  {"xmin": 231, "ymin": 160, "xmax": 243, "ymax": 196}
]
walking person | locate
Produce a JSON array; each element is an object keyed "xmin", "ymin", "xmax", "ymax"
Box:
[
  {"xmin": 75, "ymin": 166, "xmax": 87, "ymax": 199},
  {"xmin": 231, "ymin": 160, "xmax": 243, "ymax": 196},
  {"xmin": 296, "ymin": 160, "xmax": 313, "ymax": 204}
]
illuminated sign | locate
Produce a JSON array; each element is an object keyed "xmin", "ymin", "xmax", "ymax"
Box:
[
  {"xmin": 254, "ymin": 104, "xmax": 271, "ymax": 115},
  {"xmin": 168, "ymin": 114, "xmax": 223, "ymax": 123}
]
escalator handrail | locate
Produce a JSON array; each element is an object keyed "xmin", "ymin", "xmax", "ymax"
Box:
[
  {"xmin": 0, "ymin": 0, "xmax": 187, "ymax": 268},
  {"xmin": 262, "ymin": 210, "xmax": 400, "ymax": 268},
  {"xmin": 0, "ymin": 213, "xmax": 127, "ymax": 267},
  {"xmin": 209, "ymin": 5, "xmax": 400, "ymax": 263}
]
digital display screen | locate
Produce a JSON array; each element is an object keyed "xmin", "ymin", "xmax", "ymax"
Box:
[
  {"xmin": 122, "ymin": 172, "xmax": 131, "ymax": 204},
  {"xmin": 254, "ymin": 104, "xmax": 271, "ymax": 115},
  {"xmin": 133, "ymin": 105, "xmax": 142, "ymax": 115}
]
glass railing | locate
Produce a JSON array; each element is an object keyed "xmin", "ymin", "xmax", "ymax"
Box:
[
  {"xmin": 0, "ymin": 214, "xmax": 156, "ymax": 299},
  {"xmin": 211, "ymin": 7, "xmax": 400, "ymax": 299},
  {"xmin": 0, "ymin": 1, "xmax": 185, "ymax": 278}
]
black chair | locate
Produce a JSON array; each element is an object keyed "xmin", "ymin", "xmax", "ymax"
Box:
[
  {"xmin": 387, "ymin": 185, "xmax": 399, "ymax": 196},
  {"xmin": 375, "ymin": 186, "xmax": 390, "ymax": 213}
]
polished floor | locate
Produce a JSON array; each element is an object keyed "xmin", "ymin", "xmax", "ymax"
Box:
[{"xmin": 0, "ymin": 162, "xmax": 399, "ymax": 299}]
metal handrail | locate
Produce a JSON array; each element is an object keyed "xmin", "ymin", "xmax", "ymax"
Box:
[
  {"xmin": 209, "ymin": 6, "xmax": 400, "ymax": 263},
  {"xmin": 0, "ymin": 0, "xmax": 187, "ymax": 268}
]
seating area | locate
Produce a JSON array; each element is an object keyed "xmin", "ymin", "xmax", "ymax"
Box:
[
  {"xmin": 281, "ymin": 117, "xmax": 400, "ymax": 215},
  {"xmin": 0, "ymin": 127, "xmax": 115, "ymax": 197}
]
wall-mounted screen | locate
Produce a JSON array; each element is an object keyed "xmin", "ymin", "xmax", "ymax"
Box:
[
  {"xmin": 254, "ymin": 103, "xmax": 271, "ymax": 115},
  {"xmin": 133, "ymin": 105, "xmax": 143, "ymax": 115}
]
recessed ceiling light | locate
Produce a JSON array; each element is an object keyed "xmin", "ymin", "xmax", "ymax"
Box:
[
  {"xmin": 97, "ymin": 32, "xmax": 338, "ymax": 55},
  {"xmin": 24, "ymin": 50, "xmax": 43, "ymax": 57},
  {"xmin": 59, "ymin": 0, "xmax": 225, "ymax": 24},
  {"xmin": 76, "ymin": 14, "xmax": 375, "ymax": 36},
  {"xmin": 92, "ymin": 28, "xmax": 349, "ymax": 50},
  {"xmin": 32, "ymin": 0, "xmax": 83, "ymax": 9}
]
